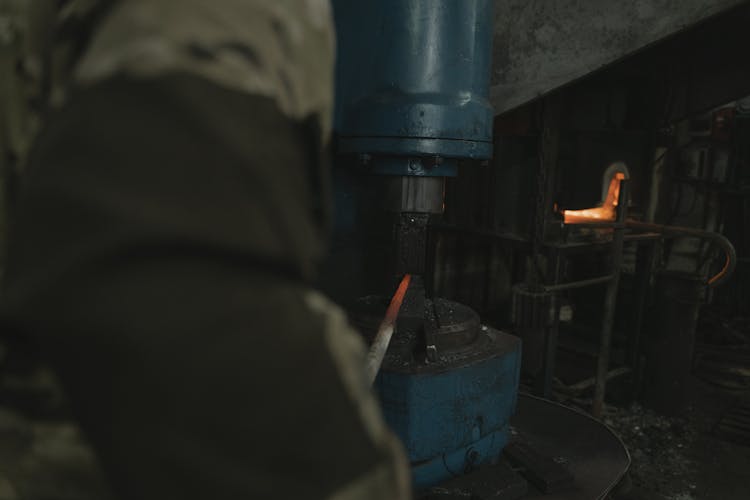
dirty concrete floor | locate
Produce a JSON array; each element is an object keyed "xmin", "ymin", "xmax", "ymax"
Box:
[
  {"xmin": 2, "ymin": 335, "xmax": 750, "ymax": 500},
  {"xmin": 606, "ymin": 378, "xmax": 750, "ymax": 500}
]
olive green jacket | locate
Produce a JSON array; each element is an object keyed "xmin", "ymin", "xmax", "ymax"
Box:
[{"xmin": 0, "ymin": 2, "xmax": 410, "ymax": 499}]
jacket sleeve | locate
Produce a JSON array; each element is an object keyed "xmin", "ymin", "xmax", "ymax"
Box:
[{"xmin": 1, "ymin": 73, "xmax": 410, "ymax": 499}]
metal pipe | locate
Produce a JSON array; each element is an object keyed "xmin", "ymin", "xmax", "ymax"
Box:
[
  {"xmin": 543, "ymin": 274, "xmax": 613, "ymax": 292},
  {"xmin": 563, "ymin": 221, "xmax": 624, "ymax": 229},
  {"xmin": 384, "ymin": 176, "xmax": 445, "ymax": 214},
  {"xmin": 625, "ymin": 220, "xmax": 737, "ymax": 287},
  {"xmin": 628, "ymin": 242, "xmax": 658, "ymax": 402},
  {"xmin": 592, "ymin": 180, "xmax": 629, "ymax": 418},
  {"xmin": 622, "ymin": 232, "xmax": 662, "ymax": 242},
  {"xmin": 564, "ymin": 366, "xmax": 632, "ymax": 395},
  {"xmin": 365, "ymin": 274, "xmax": 412, "ymax": 384},
  {"xmin": 642, "ymin": 271, "xmax": 705, "ymax": 415}
]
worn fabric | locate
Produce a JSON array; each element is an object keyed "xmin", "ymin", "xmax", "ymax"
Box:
[
  {"xmin": 1, "ymin": 75, "xmax": 410, "ymax": 499},
  {"xmin": 76, "ymin": 0, "xmax": 335, "ymax": 142},
  {"xmin": 0, "ymin": 0, "xmax": 106, "ymax": 166},
  {"xmin": 1, "ymin": 1, "xmax": 409, "ymax": 497},
  {"xmin": 1, "ymin": 0, "xmax": 111, "ymax": 268},
  {"xmin": 1, "ymin": 0, "xmax": 336, "ymax": 269}
]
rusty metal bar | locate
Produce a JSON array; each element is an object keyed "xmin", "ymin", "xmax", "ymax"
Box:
[
  {"xmin": 592, "ymin": 179, "xmax": 629, "ymax": 418},
  {"xmin": 543, "ymin": 274, "xmax": 613, "ymax": 292},
  {"xmin": 562, "ymin": 366, "xmax": 633, "ymax": 395},
  {"xmin": 625, "ymin": 220, "xmax": 737, "ymax": 287}
]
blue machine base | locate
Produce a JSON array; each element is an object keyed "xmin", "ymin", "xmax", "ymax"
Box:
[
  {"xmin": 374, "ymin": 328, "xmax": 521, "ymax": 490},
  {"xmin": 411, "ymin": 425, "xmax": 510, "ymax": 490}
]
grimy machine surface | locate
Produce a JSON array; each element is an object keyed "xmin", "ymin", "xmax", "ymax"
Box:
[{"xmin": 331, "ymin": 1, "xmax": 629, "ymax": 498}]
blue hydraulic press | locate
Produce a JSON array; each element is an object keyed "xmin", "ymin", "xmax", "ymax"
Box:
[{"xmin": 332, "ymin": 0, "xmax": 522, "ymax": 490}]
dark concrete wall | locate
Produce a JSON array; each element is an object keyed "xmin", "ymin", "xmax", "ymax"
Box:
[{"xmin": 491, "ymin": 0, "xmax": 745, "ymax": 114}]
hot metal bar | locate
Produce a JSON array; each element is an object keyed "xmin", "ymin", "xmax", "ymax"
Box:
[{"xmin": 365, "ymin": 274, "xmax": 412, "ymax": 384}]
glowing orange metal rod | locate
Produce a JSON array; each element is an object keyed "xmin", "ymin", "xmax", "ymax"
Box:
[
  {"xmin": 563, "ymin": 172, "xmax": 626, "ymax": 224},
  {"xmin": 365, "ymin": 274, "xmax": 412, "ymax": 385}
]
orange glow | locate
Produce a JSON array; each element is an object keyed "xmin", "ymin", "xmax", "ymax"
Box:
[
  {"xmin": 563, "ymin": 172, "xmax": 626, "ymax": 224},
  {"xmin": 384, "ymin": 274, "xmax": 411, "ymax": 327}
]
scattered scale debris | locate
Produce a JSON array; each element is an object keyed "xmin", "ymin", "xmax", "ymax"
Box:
[{"xmin": 604, "ymin": 403, "xmax": 697, "ymax": 499}]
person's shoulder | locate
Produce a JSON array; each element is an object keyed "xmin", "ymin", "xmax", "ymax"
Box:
[{"xmin": 74, "ymin": 0, "xmax": 336, "ymax": 137}]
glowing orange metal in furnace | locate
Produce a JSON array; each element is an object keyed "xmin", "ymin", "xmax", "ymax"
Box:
[{"xmin": 563, "ymin": 172, "xmax": 626, "ymax": 224}]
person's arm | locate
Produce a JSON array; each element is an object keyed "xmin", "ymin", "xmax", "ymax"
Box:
[{"xmin": 1, "ymin": 70, "xmax": 410, "ymax": 500}]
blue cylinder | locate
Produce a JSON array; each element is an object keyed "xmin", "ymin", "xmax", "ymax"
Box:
[{"xmin": 333, "ymin": 0, "xmax": 494, "ymax": 176}]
